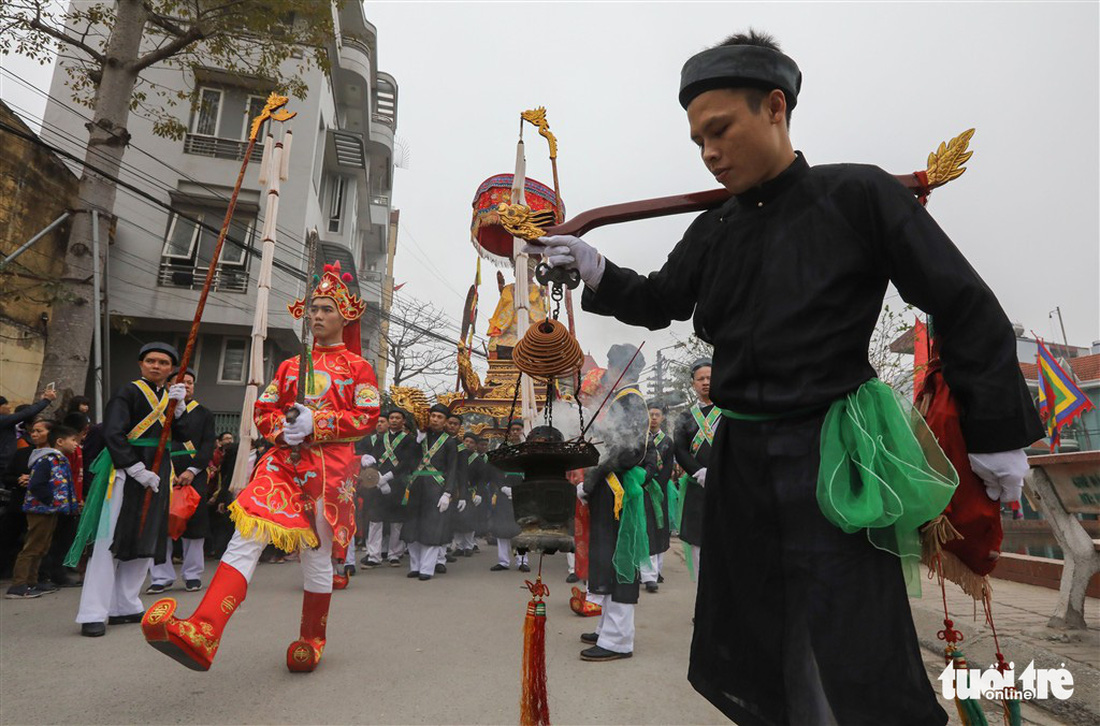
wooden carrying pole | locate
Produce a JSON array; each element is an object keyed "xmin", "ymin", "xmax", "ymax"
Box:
[{"xmin": 139, "ymin": 95, "xmax": 295, "ymax": 533}]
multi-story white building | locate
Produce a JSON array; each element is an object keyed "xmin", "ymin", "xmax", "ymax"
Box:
[{"xmin": 39, "ymin": 3, "xmax": 398, "ymax": 431}]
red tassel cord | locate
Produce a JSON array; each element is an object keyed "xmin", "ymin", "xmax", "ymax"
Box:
[{"xmin": 520, "ymin": 555, "xmax": 551, "ymax": 726}]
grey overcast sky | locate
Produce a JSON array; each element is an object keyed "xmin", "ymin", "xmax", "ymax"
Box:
[{"xmin": 3, "ymin": 1, "xmax": 1098, "ymax": 377}]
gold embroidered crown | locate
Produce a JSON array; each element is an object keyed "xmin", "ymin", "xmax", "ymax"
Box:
[{"xmin": 288, "ymin": 261, "xmax": 366, "ymax": 321}]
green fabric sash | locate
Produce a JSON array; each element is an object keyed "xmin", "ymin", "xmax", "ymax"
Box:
[
  {"xmin": 611, "ymin": 466, "xmax": 650, "ymax": 584},
  {"xmin": 63, "ymin": 439, "xmax": 189, "ymax": 567},
  {"xmin": 817, "ymin": 378, "xmax": 958, "ymax": 596},
  {"xmin": 644, "ymin": 478, "xmax": 666, "ymax": 529}
]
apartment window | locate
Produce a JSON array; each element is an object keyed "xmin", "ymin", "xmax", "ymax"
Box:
[
  {"xmin": 158, "ymin": 209, "xmax": 254, "ymax": 292},
  {"xmin": 218, "ymin": 338, "xmax": 249, "ymax": 383},
  {"xmin": 242, "ymin": 94, "xmax": 268, "ymax": 140},
  {"xmin": 328, "ymin": 176, "xmax": 347, "ymax": 234},
  {"xmin": 191, "ymin": 87, "xmax": 223, "ymax": 136}
]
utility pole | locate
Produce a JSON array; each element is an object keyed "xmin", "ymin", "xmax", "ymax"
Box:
[{"xmin": 655, "ymin": 349, "xmax": 664, "ymax": 403}]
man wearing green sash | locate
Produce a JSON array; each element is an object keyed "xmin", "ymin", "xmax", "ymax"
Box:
[
  {"xmin": 640, "ymin": 404, "xmax": 674, "ymax": 593},
  {"xmin": 673, "ymin": 360, "xmax": 716, "ymax": 579},
  {"xmin": 73, "ymin": 342, "xmax": 190, "ymax": 637},
  {"xmin": 363, "ymin": 408, "xmax": 419, "ymax": 568},
  {"xmin": 578, "ymin": 344, "xmax": 650, "ymax": 662},
  {"xmin": 529, "ymin": 30, "xmax": 1042, "ymax": 724},
  {"xmin": 401, "ymin": 403, "xmax": 458, "ymax": 581}
]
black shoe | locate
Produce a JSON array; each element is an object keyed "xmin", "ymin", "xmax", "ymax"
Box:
[
  {"xmin": 566, "ymin": 573, "xmax": 579, "ymax": 584},
  {"xmin": 580, "ymin": 632, "xmax": 599, "ymax": 644},
  {"xmin": 472, "ymin": 544, "xmax": 481, "ymax": 552},
  {"xmin": 418, "ymin": 574, "xmax": 433, "ymax": 581},
  {"xmin": 445, "ymin": 553, "xmax": 457, "ymax": 563},
  {"xmin": 107, "ymin": 612, "xmax": 143, "ymax": 625},
  {"xmin": 5, "ymin": 585, "xmax": 43, "ymax": 599},
  {"xmin": 645, "ymin": 582, "xmax": 659, "ymax": 593},
  {"xmin": 490, "ymin": 564, "xmax": 509, "ymax": 571},
  {"xmin": 580, "ymin": 645, "xmax": 632, "ymax": 662},
  {"xmin": 184, "ymin": 580, "xmax": 202, "ymax": 592},
  {"xmin": 518, "ymin": 563, "xmax": 531, "ymax": 573},
  {"xmin": 145, "ymin": 583, "xmax": 169, "ymax": 595},
  {"xmin": 32, "ymin": 582, "xmax": 59, "ymax": 595},
  {"xmin": 81, "ymin": 622, "xmax": 106, "ymax": 637},
  {"xmin": 657, "ymin": 574, "xmax": 664, "ymax": 583},
  {"xmin": 435, "ymin": 563, "xmax": 447, "ymax": 574},
  {"xmin": 344, "ymin": 564, "xmax": 356, "ymax": 577},
  {"xmin": 363, "ymin": 559, "xmax": 382, "ymax": 569},
  {"xmin": 406, "ymin": 571, "xmax": 420, "ymax": 578},
  {"xmin": 462, "ymin": 549, "xmax": 473, "ymax": 557}
]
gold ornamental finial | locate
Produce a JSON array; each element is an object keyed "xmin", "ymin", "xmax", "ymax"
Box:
[
  {"xmin": 249, "ymin": 92, "xmax": 297, "ymax": 141},
  {"xmin": 925, "ymin": 128, "xmax": 975, "ymax": 188},
  {"xmin": 496, "ymin": 203, "xmax": 556, "ymax": 242},
  {"xmin": 521, "ymin": 107, "xmax": 557, "ymax": 159}
]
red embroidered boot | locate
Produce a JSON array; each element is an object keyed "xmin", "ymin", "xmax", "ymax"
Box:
[
  {"xmin": 143, "ymin": 562, "xmax": 248, "ymax": 671},
  {"xmin": 286, "ymin": 591, "xmax": 331, "ymax": 672},
  {"xmin": 332, "ymin": 573, "xmax": 349, "ymax": 590},
  {"xmin": 569, "ymin": 586, "xmax": 603, "ymax": 617}
]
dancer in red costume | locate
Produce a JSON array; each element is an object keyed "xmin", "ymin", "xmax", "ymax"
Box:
[{"xmin": 142, "ymin": 262, "xmax": 380, "ymax": 672}]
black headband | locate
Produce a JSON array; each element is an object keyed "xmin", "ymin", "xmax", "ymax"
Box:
[{"xmin": 679, "ymin": 45, "xmax": 801, "ymax": 110}]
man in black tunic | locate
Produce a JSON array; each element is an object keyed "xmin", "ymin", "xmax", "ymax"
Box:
[
  {"xmin": 363, "ymin": 408, "xmax": 419, "ymax": 568},
  {"xmin": 673, "ymin": 360, "xmax": 716, "ymax": 579},
  {"xmin": 641, "ymin": 404, "xmax": 674, "ymax": 592},
  {"xmin": 402, "ymin": 403, "xmax": 458, "ymax": 581},
  {"xmin": 148, "ymin": 368, "xmax": 216, "ymax": 593},
  {"xmin": 488, "ymin": 420, "xmax": 528, "ymax": 572},
  {"xmin": 529, "ymin": 31, "xmax": 1040, "ymax": 725},
  {"xmin": 452, "ymin": 431, "xmax": 482, "ymax": 557},
  {"xmin": 578, "ymin": 344, "xmax": 650, "ymax": 662},
  {"xmin": 74, "ymin": 342, "xmax": 190, "ymax": 637}
]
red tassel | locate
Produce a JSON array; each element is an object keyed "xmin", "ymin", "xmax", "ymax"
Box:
[{"xmin": 520, "ymin": 559, "xmax": 550, "ymax": 726}]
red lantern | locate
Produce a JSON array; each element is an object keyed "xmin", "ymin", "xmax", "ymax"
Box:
[{"xmin": 470, "ymin": 174, "xmax": 563, "ymax": 263}]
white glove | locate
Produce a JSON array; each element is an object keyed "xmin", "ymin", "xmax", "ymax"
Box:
[
  {"xmin": 283, "ymin": 404, "xmax": 313, "ymax": 446},
  {"xmin": 472, "ymin": 494, "xmax": 483, "ymax": 506},
  {"xmin": 168, "ymin": 383, "xmax": 187, "ymax": 418},
  {"xmin": 694, "ymin": 467, "xmax": 707, "ymax": 487},
  {"xmin": 576, "ymin": 482, "xmax": 588, "ymax": 503},
  {"xmin": 501, "ymin": 486, "xmax": 512, "ymax": 499},
  {"xmin": 125, "ymin": 462, "xmax": 161, "ymax": 493},
  {"xmin": 526, "ymin": 235, "xmax": 606, "ymax": 289},
  {"xmin": 416, "ymin": 431, "xmax": 427, "ymax": 443},
  {"xmin": 457, "ymin": 499, "xmax": 467, "ymax": 512},
  {"xmin": 968, "ymin": 450, "xmax": 1029, "ymax": 503},
  {"xmin": 361, "ymin": 454, "xmax": 377, "ymax": 468},
  {"xmin": 379, "ymin": 482, "xmax": 392, "ymax": 495},
  {"xmin": 437, "ymin": 492, "xmax": 451, "ymax": 513}
]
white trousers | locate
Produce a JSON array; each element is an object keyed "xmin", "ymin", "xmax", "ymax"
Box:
[
  {"xmin": 453, "ymin": 531, "xmax": 476, "ymax": 550},
  {"xmin": 496, "ymin": 539, "xmax": 528, "ymax": 568},
  {"xmin": 640, "ymin": 553, "xmax": 663, "ymax": 584},
  {"xmin": 364, "ymin": 521, "xmax": 384, "ymax": 562},
  {"xmin": 220, "ymin": 496, "xmax": 334, "ymax": 593},
  {"xmin": 687, "ymin": 544, "xmax": 702, "ymax": 579},
  {"xmin": 387, "ymin": 523, "xmax": 405, "ymax": 561},
  {"xmin": 76, "ymin": 472, "xmax": 153, "ymax": 623},
  {"xmin": 407, "ymin": 542, "xmax": 440, "ymax": 577},
  {"xmin": 149, "ymin": 537, "xmax": 205, "ymax": 585},
  {"xmin": 595, "ymin": 599, "xmax": 635, "ymax": 654},
  {"xmin": 565, "ymin": 552, "xmax": 575, "ymax": 575}
]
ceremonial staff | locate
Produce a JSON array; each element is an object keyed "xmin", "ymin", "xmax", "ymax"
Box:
[
  {"xmin": 139, "ymin": 94, "xmax": 295, "ymax": 533},
  {"xmin": 286, "ymin": 229, "xmax": 320, "ymax": 464}
]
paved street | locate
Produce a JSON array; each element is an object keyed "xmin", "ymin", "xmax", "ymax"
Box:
[
  {"xmin": 1, "ymin": 545, "xmax": 724, "ymax": 725},
  {"xmin": 3, "ymin": 543, "xmax": 1095, "ymax": 725}
]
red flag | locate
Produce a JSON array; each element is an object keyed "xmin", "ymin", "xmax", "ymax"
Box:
[{"xmin": 912, "ymin": 317, "xmax": 929, "ymax": 401}]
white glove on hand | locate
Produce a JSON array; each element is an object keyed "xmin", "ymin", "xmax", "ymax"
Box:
[
  {"xmin": 457, "ymin": 499, "xmax": 467, "ymax": 512},
  {"xmin": 525, "ymin": 235, "xmax": 607, "ymax": 289},
  {"xmin": 361, "ymin": 454, "xmax": 377, "ymax": 468},
  {"xmin": 576, "ymin": 482, "xmax": 588, "ymax": 503},
  {"xmin": 473, "ymin": 494, "xmax": 483, "ymax": 506},
  {"xmin": 378, "ymin": 471, "xmax": 394, "ymax": 495},
  {"xmin": 437, "ymin": 492, "xmax": 451, "ymax": 513},
  {"xmin": 125, "ymin": 462, "xmax": 161, "ymax": 493},
  {"xmin": 501, "ymin": 486, "xmax": 512, "ymax": 499},
  {"xmin": 283, "ymin": 404, "xmax": 313, "ymax": 446},
  {"xmin": 968, "ymin": 450, "xmax": 1029, "ymax": 503},
  {"xmin": 168, "ymin": 383, "xmax": 187, "ymax": 418},
  {"xmin": 694, "ymin": 467, "xmax": 708, "ymax": 487},
  {"xmin": 416, "ymin": 431, "xmax": 427, "ymax": 443}
]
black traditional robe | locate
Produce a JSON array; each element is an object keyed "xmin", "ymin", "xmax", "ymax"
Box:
[
  {"xmin": 175, "ymin": 399, "xmax": 216, "ymax": 539},
  {"xmin": 366, "ymin": 430, "xmax": 419, "ymax": 524},
  {"xmin": 401, "ymin": 431, "xmax": 457, "ymax": 547},
  {"xmin": 673, "ymin": 402, "xmax": 717, "ymax": 547},
  {"xmin": 582, "ymin": 383, "xmax": 649, "ymax": 605},
  {"xmin": 581, "ymin": 153, "xmax": 1043, "ymax": 726},
  {"xmin": 452, "ymin": 446, "xmax": 481, "ymax": 533},
  {"xmin": 103, "ymin": 378, "xmax": 191, "ymax": 563},
  {"xmin": 643, "ymin": 427, "xmax": 674, "ymax": 555}
]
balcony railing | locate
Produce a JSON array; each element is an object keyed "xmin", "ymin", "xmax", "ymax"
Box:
[
  {"xmin": 158, "ymin": 261, "xmax": 250, "ymax": 293},
  {"xmin": 183, "ymin": 133, "xmax": 265, "ymax": 162},
  {"xmin": 370, "ymin": 194, "xmax": 390, "ymax": 206}
]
